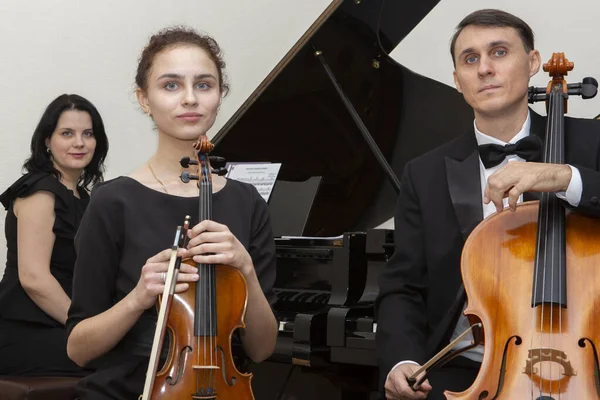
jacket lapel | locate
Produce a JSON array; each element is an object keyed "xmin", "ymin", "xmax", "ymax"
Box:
[
  {"xmin": 445, "ymin": 131, "xmax": 483, "ymax": 241},
  {"xmin": 428, "ymin": 132, "xmax": 482, "ymax": 356}
]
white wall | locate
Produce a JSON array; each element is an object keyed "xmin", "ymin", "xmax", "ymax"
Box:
[
  {"xmin": 0, "ymin": 0, "xmax": 334, "ymax": 275},
  {"xmin": 390, "ymin": 0, "xmax": 600, "ymax": 119}
]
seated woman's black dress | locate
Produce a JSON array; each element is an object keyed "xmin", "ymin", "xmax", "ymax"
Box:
[
  {"xmin": 67, "ymin": 177, "xmax": 277, "ymax": 399},
  {"xmin": 0, "ymin": 171, "xmax": 91, "ymax": 377}
]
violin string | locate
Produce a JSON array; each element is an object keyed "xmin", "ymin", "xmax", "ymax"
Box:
[
  {"xmin": 207, "ymin": 164, "xmax": 215, "ymax": 393},
  {"xmin": 205, "ymin": 160, "xmax": 214, "ymax": 394},
  {"xmin": 201, "ymin": 159, "xmax": 207, "ymax": 394},
  {"xmin": 552, "ymin": 93, "xmax": 557, "ymax": 399}
]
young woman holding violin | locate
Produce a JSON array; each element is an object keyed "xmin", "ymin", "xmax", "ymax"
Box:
[
  {"xmin": 0, "ymin": 94, "xmax": 108, "ymax": 377},
  {"xmin": 66, "ymin": 27, "xmax": 278, "ymax": 399}
]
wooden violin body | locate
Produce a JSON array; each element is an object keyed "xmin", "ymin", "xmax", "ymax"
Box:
[
  {"xmin": 446, "ymin": 202, "xmax": 600, "ymax": 399},
  {"xmin": 141, "ymin": 136, "xmax": 254, "ymax": 400},
  {"xmin": 151, "ymin": 260, "xmax": 253, "ymax": 399}
]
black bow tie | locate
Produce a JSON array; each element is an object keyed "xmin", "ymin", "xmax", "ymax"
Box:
[{"xmin": 478, "ymin": 135, "xmax": 543, "ymax": 169}]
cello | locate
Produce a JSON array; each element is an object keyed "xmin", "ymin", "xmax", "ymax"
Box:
[
  {"xmin": 140, "ymin": 136, "xmax": 254, "ymax": 399},
  {"xmin": 445, "ymin": 54, "xmax": 600, "ymax": 399}
]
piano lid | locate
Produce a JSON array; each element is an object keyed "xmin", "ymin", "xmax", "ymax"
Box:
[{"xmin": 213, "ymin": 0, "xmax": 474, "ymax": 237}]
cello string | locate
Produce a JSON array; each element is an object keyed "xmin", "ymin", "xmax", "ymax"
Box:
[
  {"xmin": 539, "ymin": 90, "xmax": 556, "ymax": 398},
  {"xmin": 557, "ymin": 86, "xmax": 567, "ymax": 400},
  {"xmin": 548, "ymin": 86, "xmax": 561, "ymax": 397},
  {"xmin": 552, "ymin": 87, "xmax": 559, "ymax": 399}
]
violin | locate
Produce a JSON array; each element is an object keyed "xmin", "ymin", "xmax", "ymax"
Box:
[
  {"xmin": 445, "ymin": 54, "xmax": 600, "ymax": 399},
  {"xmin": 140, "ymin": 136, "xmax": 253, "ymax": 399}
]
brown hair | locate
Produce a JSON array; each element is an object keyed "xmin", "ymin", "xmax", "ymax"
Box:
[
  {"xmin": 135, "ymin": 26, "xmax": 229, "ymax": 94},
  {"xmin": 450, "ymin": 9, "xmax": 535, "ymax": 65}
]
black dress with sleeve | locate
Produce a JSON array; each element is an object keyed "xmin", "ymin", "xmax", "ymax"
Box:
[
  {"xmin": 66, "ymin": 176, "xmax": 277, "ymax": 400},
  {"xmin": 0, "ymin": 171, "xmax": 90, "ymax": 376}
]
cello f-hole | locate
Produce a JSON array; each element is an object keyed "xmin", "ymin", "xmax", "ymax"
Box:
[
  {"xmin": 579, "ymin": 338, "xmax": 600, "ymax": 396},
  {"xmin": 488, "ymin": 335, "xmax": 522, "ymax": 400}
]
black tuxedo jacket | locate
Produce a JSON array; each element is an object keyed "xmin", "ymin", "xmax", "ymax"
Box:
[{"xmin": 375, "ymin": 111, "xmax": 600, "ymax": 384}]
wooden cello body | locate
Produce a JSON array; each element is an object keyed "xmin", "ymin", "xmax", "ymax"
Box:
[
  {"xmin": 447, "ymin": 203, "xmax": 600, "ymax": 399},
  {"xmin": 141, "ymin": 136, "xmax": 254, "ymax": 400},
  {"xmin": 446, "ymin": 54, "xmax": 600, "ymax": 399}
]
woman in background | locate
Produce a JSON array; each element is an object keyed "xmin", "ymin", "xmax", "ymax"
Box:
[{"xmin": 0, "ymin": 94, "xmax": 109, "ymax": 376}]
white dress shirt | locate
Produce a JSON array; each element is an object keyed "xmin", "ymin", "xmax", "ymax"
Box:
[{"xmin": 387, "ymin": 110, "xmax": 583, "ymax": 380}]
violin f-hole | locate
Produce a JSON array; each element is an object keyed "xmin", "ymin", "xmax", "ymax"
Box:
[
  {"xmin": 166, "ymin": 345, "xmax": 192, "ymax": 385},
  {"xmin": 217, "ymin": 345, "xmax": 237, "ymax": 386}
]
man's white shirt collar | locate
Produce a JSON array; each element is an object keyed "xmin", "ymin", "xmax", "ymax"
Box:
[{"xmin": 473, "ymin": 110, "xmax": 531, "ymax": 148}]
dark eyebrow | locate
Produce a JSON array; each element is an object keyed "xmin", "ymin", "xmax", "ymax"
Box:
[
  {"xmin": 57, "ymin": 127, "xmax": 92, "ymax": 131},
  {"xmin": 457, "ymin": 40, "xmax": 511, "ymax": 60},
  {"xmin": 156, "ymin": 73, "xmax": 218, "ymax": 81}
]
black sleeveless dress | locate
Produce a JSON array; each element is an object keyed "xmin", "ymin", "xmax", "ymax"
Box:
[
  {"xmin": 66, "ymin": 177, "xmax": 277, "ymax": 399},
  {"xmin": 0, "ymin": 171, "xmax": 91, "ymax": 376}
]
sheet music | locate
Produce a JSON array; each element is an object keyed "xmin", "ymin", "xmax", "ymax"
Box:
[{"xmin": 225, "ymin": 162, "xmax": 282, "ymax": 202}]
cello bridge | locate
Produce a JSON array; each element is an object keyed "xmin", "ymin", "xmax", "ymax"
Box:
[{"xmin": 524, "ymin": 348, "xmax": 576, "ymax": 376}]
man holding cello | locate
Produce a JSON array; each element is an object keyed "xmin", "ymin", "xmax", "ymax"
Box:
[{"xmin": 376, "ymin": 8, "xmax": 600, "ymax": 400}]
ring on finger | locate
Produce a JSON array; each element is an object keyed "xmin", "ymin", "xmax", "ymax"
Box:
[{"xmin": 161, "ymin": 272, "xmax": 166, "ymax": 283}]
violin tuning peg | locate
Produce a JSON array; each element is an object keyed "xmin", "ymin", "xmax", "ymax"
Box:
[
  {"xmin": 180, "ymin": 157, "xmax": 199, "ymax": 168},
  {"xmin": 180, "ymin": 157, "xmax": 191, "ymax": 168},
  {"xmin": 212, "ymin": 167, "xmax": 228, "ymax": 176},
  {"xmin": 180, "ymin": 171, "xmax": 199, "ymax": 183},
  {"xmin": 208, "ymin": 156, "xmax": 227, "ymax": 169}
]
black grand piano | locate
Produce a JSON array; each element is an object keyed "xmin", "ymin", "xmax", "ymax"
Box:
[{"xmin": 212, "ymin": 0, "xmax": 474, "ymax": 398}]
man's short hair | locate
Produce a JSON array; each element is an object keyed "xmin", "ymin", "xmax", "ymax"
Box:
[{"xmin": 450, "ymin": 9, "xmax": 535, "ymax": 65}]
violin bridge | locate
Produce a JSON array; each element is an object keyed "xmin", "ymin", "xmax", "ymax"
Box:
[{"xmin": 192, "ymin": 365, "xmax": 220, "ymax": 370}]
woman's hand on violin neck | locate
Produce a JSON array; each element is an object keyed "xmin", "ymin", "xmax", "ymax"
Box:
[
  {"xmin": 130, "ymin": 248, "xmax": 199, "ymax": 312},
  {"xmin": 484, "ymin": 162, "xmax": 572, "ymax": 212},
  {"xmin": 187, "ymin": 219, "xmax": 254, "ymax": 277}
]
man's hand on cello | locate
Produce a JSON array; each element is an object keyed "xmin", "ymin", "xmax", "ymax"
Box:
[{"xmin": 484, "ymin": 161, "xmax": 572, "ymax": 212}]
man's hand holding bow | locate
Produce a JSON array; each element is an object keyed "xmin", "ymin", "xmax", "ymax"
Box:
[{"xmin": 484, "ymin": 162, "xmax": 573, "ymax": 212}]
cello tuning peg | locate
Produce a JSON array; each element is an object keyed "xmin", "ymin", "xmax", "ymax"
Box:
[
  {"xmin": 583, "ymin": 77, "xmax": 598, "ymax": 88},
  {"xmin": 180, "ymin": 157, "xmax": 199, "ymax": 168},
  {"xmin": 180, "ymin": 171, "xmax": 199, "ymax": 183},
  {"xmin": 581, "ymin": 77, "xmax": 598, "ymax": 99}
]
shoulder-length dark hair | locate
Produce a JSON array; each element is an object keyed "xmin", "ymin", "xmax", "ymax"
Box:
[{"xmin": 23, "ymin": 94, "xmax": 109, "ymax": 190}]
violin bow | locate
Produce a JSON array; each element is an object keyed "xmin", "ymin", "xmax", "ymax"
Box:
[{"xmin": 140, "ymin": 217, "xmax": 190, "ymax": 400}]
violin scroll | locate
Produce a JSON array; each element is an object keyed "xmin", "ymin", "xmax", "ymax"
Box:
[
  {"xmin": 180, "ymin": 136, "xmax": 228, "ymax": 182},
  {"xmin": 193, "ymin": 135, "xmax": 215, "ymax": 154}
]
